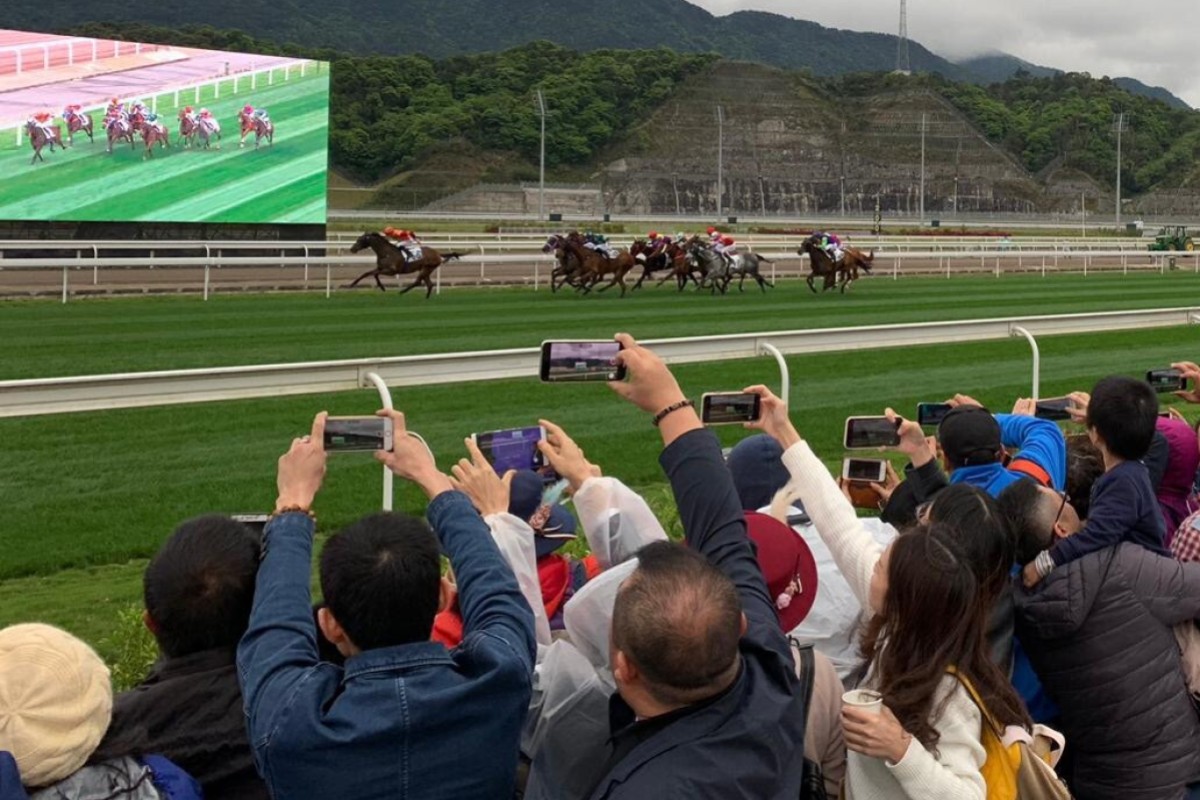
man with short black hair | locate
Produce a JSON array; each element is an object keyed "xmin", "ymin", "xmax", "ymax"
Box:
[
  {"xmin": 91, "ymin": 515, "xmax": 268, "ymax": 799},
  {"xmin": 237, "ymin": 412, "xmax": 536, "ymax": 800}
]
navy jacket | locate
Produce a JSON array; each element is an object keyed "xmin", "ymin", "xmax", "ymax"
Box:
[
  {"xmin": 1049, "ymin": 459, "xmax": 1168, "ymax": 567},
  {"xmin": 588, "ymin": 429, "xmax": 807, "ymax": 799},
  {"xmin": 236, "ymin": 494, "xmax": 537, "ymax": 800}
]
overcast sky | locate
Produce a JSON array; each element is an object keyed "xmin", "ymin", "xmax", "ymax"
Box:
[{"xmin": 687, "ymin": 0, "xmax": 1200, "ymax": 107}]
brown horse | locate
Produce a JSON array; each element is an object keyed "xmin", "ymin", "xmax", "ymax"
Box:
[
  {"xmin": 140, "ymin": 121, "xmax": 170, "ymax": 159},
  {"xmin": 542, "ymin": 235, "xmax": 585, "ymax": 292},
  {"xmin": 64, "ymin": 111, "xmax": 93, "ymax": 145},
  {"xmin": 799, "ymin": 236, "xmax": 873, "ymax": 293},
  {"xmin": 105, "ymin": 115, "xmax": 135, "ymax": 154},
  {"xmin": 25, "ymin": 121, "xmax": 64, "ymax": 164},
  {"xmin": 655, "ymin": 236, "xmax": 704, "ymax": 291},
  {"xmin": 629, "ymin": 239, "xmax": 681, "ymax": 291},
  {"xmin": 178, "ymin": 111, "xmax": 198, "ymax": 148},
  {"xmin": 347, "ymin": 232, "xmax": 466, "ymax": 298},
  {"xmin": 563, "ymin": 232, "xmax": 637, "ymax": 296},
  {"xmin": 238, "ymin": 111, "xmax": 274, "ymax": 149}
]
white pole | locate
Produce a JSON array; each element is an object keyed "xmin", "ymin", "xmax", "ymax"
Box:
[
  {"xmin": 716, "ymin": 105, "xmax": 724, "ymax": 219},
  {"xmin": 758, "ymin": 342, "xmax": 790, "ymax": 408},
  {"xmin": 363, "ymin": 372, "xmax": 395, "ymax": 511},
  {"xmin": 61, "ymin": 265, "xmax": 68, "ymax": 304},
  {"xmin": 326, "ymin": 264, "xmax": 332, "ymax": 298},
  {"xmin": 536, "ymin": 90, "xmax": 546, "ymax": 223},
  {"xmin": 919, "ymin": 113, "xmax": 926, "ymax": 226},
  {"xmin": 1010, "ymin": 326, "xmax": 1040, "ymax": 400},
  {"xmin": 1115, "ymin": 112, "xmax": 1124, "ymax": 230}
]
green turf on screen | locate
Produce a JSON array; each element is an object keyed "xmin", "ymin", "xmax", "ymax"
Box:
[{"xmin": 0, "ymin": 67, "xmax": 329, "ymax": 224}]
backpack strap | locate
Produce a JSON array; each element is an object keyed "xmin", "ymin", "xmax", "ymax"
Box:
[
  {"xmin": 947, "ymin": 667, "xmax": 1006, "ymax": 738},
  {"xmin": 793, "ymin": 638, "xmax": 816, "ymax": 707}
]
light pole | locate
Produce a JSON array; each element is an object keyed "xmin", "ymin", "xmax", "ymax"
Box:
[
  {"xmin": 919, "ymin": 112, "xmax": 926, "ymax": 225},
  {"xmin": 1114, "ymin": 112, "xmax": 1126, "ymax": 230},
  {"xmin": 716, "ymin": 105, "xmax": 724, "ymax": 219},
  {"xmin": 536, "ymin": 90, "xmax": 547, "ymax": 223}
]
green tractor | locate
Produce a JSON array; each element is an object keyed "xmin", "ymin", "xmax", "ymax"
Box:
[{"xmin": 1148, "ymin": 226, "xmax": 1195, "ymax": 252}]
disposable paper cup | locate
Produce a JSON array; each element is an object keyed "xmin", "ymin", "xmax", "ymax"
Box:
[{"xmin": 842, "ymin": 688, "xmax": 883, "ymax": 715}]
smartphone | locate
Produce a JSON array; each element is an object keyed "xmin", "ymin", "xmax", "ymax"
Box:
[
  {"xmin": 230, "ymin": 513, "xmax": 270, "ymax": 535},
  {"xmin": 700, "ymin": 392, "xmax": 762, "ymax": 425},
  {"xmin": 1034, "ymin": 397, "xmax": 1073, "ymax": 421},
  {"xmin": 472, "ymin": 426, "xmax": 557, "ymax": 482},
  {"xmin": 540, "ymin": 340, "xmax": 626, "ymax": 383},
  {"xmin": 843, "ymin": 416, "xmax": 902, "ymax": 449},
  {"xmin": 1147, "ymin": 368, "xmax": 1185, "ymax": 393},
  {"xmin": 917, "ymin": 402, "xmax": 952, "ymax": 428},
  {"xmin": 324, "ymin": 416, "xmax": 394, "ymax": 452},
  {"xmin": 842, "ymin": 457, "xmax": 887, "ymax": 484}
]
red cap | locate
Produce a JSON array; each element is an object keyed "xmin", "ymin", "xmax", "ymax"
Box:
[
  {"xmin": 706, "ymin": 226, "xmax": 717, "ymax": 234},
  {"xmin": 722, "ymin": 236, "xmax": 734, "ymax": 246},
  {"xmin": 745, "ymin": 512, "xmax": 818, "ymax": 632}
]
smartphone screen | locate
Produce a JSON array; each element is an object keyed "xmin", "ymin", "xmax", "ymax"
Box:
[
  {"xmin": 1147, "ymin": 368, "xmax": 1185, "ymax": 393},
  {"xmin": 843, "ymin": 458, "xmax": 886, "ymax": 483},
  {"xmin": 473, "ymin": 426, "xmax": 557, "ymax": 482},
  {"xmin": 1034, "ymin": 397, "xmax": 1073, "ymax": 421},
  {"xmin": 701, "ymin": 392, "xmax": 761, "ymax": 425},
  {"xmin": 844, "ymin": 416, "xmax": 901, "ymax": 449},
  {"xmin": 540, "ymin": 341, "xmax": 626, "ymax": 383},
  {"xmin": 324, "ymin": 417, "xmax": 393, "ymax": 452},
  {"xmin": 917, "ymin": 402, "xmax": 952, "ymax": 427}
]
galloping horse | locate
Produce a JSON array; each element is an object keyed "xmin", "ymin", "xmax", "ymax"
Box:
[
  {"xmin": 799, "ymin": 236, "xmax": 873, "ymax": 293},
  {"xmin": 105, "ymin": 116, "xmax": 135, "ymax": 153},
  {"xmin": 726, "ymin": 251, "xmax": 776, "ymax": 293},
  {"xmin": 195, "ymin": 116, "xmax": 221, "ymax": 149},
  {"xmin": 684, "ymin": 240, "xmax": 731, "ymax": 295},
  {"xmin": 140, "ymin": 120, "xmax": 170, "ymax": 158},
  {"xmin": 655, "ymin": 236, "xmax": 705, "ymax": 291},
  {"xmin": 25, "ymin": 121, "xmax": 64, "ymax": 164},
  {"xmin": 64, "ymin": 110, "xmax": 93, "ymax": 145},
  {"xmin": 347, "ymin": 232, "xmax": 465, "ymax": 298},
  {"xmin": 629, "ymin": 240, "xmax": 678, "ymax": 291},
  {"xmin": 542, "ymin": 235, "xmax": 584, "ymax": 292},
  {"xmin": 238, "ymin": 110, "xmax": 274, "ymax": 149},
  {"xmin": 562, "ymin": 232, "xmax": 638, "ymax": 296},
  {"xmin": 178, "ymin": 111, "xmax": 199, "ymax": 148}
]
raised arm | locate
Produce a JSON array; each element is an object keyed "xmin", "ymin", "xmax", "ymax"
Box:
[
  {"xmin": 1047, "ymin": 472, "xmax": 1137, "ymax": 566},
  {"xmin": 995, "ymin": 413, "xmax": 1067, "ymax": 490}
]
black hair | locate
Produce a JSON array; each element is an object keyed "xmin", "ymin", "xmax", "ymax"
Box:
[
  {"xmin": 612, "ymin": 541, "xmax": 742, "ymax": 707},
  {"xmin": 319, "ymin": 512, "xmax": 442, "ymax": 651},
  {"xmin": 996, "ymin": 480, "xmax": 1057, "ymax": 565},
  {"xmin": 143, "ymin": 515, "xmax": 261, "ymax": 659},
  {"xmin": 1065, "ymin": 434, "xmax": 1105, "ymax": 520},
  {"xmin": 1086, "ymin": 376, "xmax": 1158, "ymax": 461},
  {"xmin": 926, "ymin": 483, "xmax": 1013, "ymax": 597}
]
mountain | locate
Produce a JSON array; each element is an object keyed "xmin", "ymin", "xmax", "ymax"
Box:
[
  {"xmin": 955, "ymin": 53, "xmax": 1190, "ymax": 109},
  {"xmin": 1112, "ymin": 77, "xmax": 1191, "ymax": 111}
]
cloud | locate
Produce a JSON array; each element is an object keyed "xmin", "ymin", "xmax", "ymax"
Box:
[{"xmin": 686, "ymin": 0, "xmax": 1200, "ymax": 106}]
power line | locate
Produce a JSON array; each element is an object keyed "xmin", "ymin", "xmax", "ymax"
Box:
[{"xmin": 895, "ymin": 0, "xmax": 911, "ymax": 74}]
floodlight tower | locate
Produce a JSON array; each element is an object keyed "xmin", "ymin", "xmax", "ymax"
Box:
[{"xmin": 896, "ymin": 0, "xmax": 911, "ymax": 74}]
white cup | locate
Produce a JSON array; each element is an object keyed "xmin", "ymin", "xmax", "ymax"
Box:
[{"xmin": 842, "ymin": 688, "xmax": 883, "ymax": 715}]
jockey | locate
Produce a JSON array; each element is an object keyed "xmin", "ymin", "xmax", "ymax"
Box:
[
  {"xmin": 182, "ymin": 105, "xmax": 198, "ymax": 123},
  {"xmin": 62, "ymin": 104, "xmax": 82, "ymax": 124},
  {"xmin": 707, "ymin": 226, "xmax": 722, "ymax": 244},
  {"xmin": 31, "ymin": 111, "xmax": 56, "ymax": 139},
  {"xmin": 105, "ymin": 97, "xmax": 124, "ymax": 119},
  {"xmin": 819, "ymin": 231, "xmax": 845, "ymax": 262},
  {"xmin": 646, "ymin": 231, "xmax": 669, "ymax": 255},
  {"xmin": 713, "ymin": 234, "xmax": 738, "ymax": 267},
  {"xmin": 383, "ymin": 227, "xmax": 423, "ymax": 261}
]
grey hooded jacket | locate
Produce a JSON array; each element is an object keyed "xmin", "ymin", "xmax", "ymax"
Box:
[{"xmin": 1013, "ymin": 543, "xmax": 1200, "ymax": 800}]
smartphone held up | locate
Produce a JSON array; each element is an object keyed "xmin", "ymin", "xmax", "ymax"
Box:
[
  {"xmin": 1147, "ymin": 368, "xmax": 1185, "ymax": 394},
  {"xmin": 700, "ymin": 392, "xmax": 762, "ymax": 425},
  {"xmin": 540, "ymin": 340, "xmax": 626, "ymax": 383},
  {"xmin": 843, "ymin": 416, "xmax": 902, "ymax": 450},
  {"xmin": 471, "ymin": 426, "xmax": 558, "ymax": 483},
  {"xmin": 323, "ymin": 416, "xmax": 394, "ymax": 452}
]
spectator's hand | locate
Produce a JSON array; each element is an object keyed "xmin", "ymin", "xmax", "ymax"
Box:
[
  {"xmin": 876, "ymin": 462, "xmax": 901, "ymax": 502},
  {"xmin": 538, "ymin": 419, "xmax": 600, "ymax": 491},
  {"xmin": 1021, "ymin": 561, "xmax": 1043, "ymax": 589},
  {"xmin": 450, "ymin": 438, "xmax": 513, "ymax": 516},
  {"xmin": 276, "ymin": 412, "xmax": 328, "ymax": 513},
  {"xmin": 608, "ymin": 333, "xmax": 686, "ymax": 413},
  {"xmin": 843, "ymin": 704, "xmax": 912, "ymax": 764},
  {"xmin": 1011, "ymin": 397, "xmax": 1036, "ymax": 417},
  {"xmin": 947, "ymin": 394, "xmax": 983, "ymax": 409},
  {"xmin": 374, "ymin": 409, "xmax": 454, "ymax": 499},
  {"xmin": 886, "ymin": 408, "xmax": 934, "ymax": 468},
  {"xmin": 743, "ymin": 384, "xmax": 800, "ymax": 448},
  {"xmin": 1067, "ymin": 391, "xmax": 1090, "ymax": 424},
  {"xmin": 1172, "ymin": 361, "xmax": 1200, "ymax": 404}
]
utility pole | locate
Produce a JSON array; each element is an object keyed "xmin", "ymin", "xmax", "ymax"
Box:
[
  {"xmin": 716, "ymin": 105, "xmax": 724, "ymax": 218},
  {"xmin": 1114, "ymin": 112, "xmax": 1127, "ymax": 230},
  {"xmin": 1081, "ymin": 191, "xmax": 1086, "ymax": 238},
  {"xmin": 535, "ymin": 90, "xmax": 546, "ymax": 223},
  {"xmin": 919, "ymin": 112, "xmax": 926, "ymax": 224}
]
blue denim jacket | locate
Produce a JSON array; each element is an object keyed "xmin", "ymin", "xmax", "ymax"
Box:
[{"xmin": 237, "ymin": 492, "xmax": 536, "ymax": 800}]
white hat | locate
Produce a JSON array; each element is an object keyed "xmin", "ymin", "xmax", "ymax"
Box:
[{"xmin": 0, "ymin": 624, "xmax": 112, "ymax": 787}]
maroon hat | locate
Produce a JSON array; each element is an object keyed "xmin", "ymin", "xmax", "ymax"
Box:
[{"xmin": 745, "ymin": 511, "xmax": 818, "ymax": 632}]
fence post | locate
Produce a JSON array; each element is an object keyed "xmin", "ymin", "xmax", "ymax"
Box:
[
  {"xmin": 534, "ymin": 260, "xmax": 539, "ymax": 291},
  {"xmin": 303, "ymin": 246, "xmax": 310, "ymax": 289},
  {"xmin": 758, "ymin": 342, "xmax": 790, "ymax": 408},
  {"xmin": 203, "ymin": 245, "xmax": 212, "ymax": 301},
  {"xmin": 61, "ymin": 265, "xmax": 69, "ymax": 304},
  {"xmin": 326, "ymin": 263, "xmax": 332, "ymax": 299},
  {"xmin": 479, "ymin": 246, "xmax": 487, "ymax": 280},
  {"xmin": 363, "ymin": 372, "xmax": 395, "ymax": 511},
  {"xmin": 92, "ymin": 245, "xmax": 99, "ymax": 285},
  {"xmin": 1010, "ymin": 325, "xmax": 1040, "ymax": 400}
]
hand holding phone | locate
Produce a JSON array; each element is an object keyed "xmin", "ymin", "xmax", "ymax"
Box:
[
  {"xmin": 701, "ymin": 392, "xmax": 762, "ymax": 425},
  {"xmin": 916, "ymin": 402, "xmax": 952, "ymax": 428},
  {"xmin": 471, "ymin": 426, "xmax": 557, "ymax": 482},
  {"xmin": 844, "ymin": 416, "xmax": 902, "ymax": 449},
  {"xmin": 1033, "ymin": 397, "xmax": 1073, "ymax": 421},
  {"xmin": 323, "ymin": 416, "xmax": 394, "ymax": 452},
  {"xmin": 1147, "ymin": 368, "xmax": 1186, "ymax": 394},
  {"xmin": 843, "ymin": 457, "xmax": 887, "ymax": 483},
  {"xmin": 540, "ymin": 340, "xmax": 627, "ymax": 383}
]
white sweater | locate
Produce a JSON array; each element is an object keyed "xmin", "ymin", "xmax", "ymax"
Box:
[{"xmin": 782, "ymin": 441, "xmax": 987, "ymax": 800}]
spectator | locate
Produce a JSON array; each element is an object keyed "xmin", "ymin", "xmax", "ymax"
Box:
[
  {"xmin": 91, "ymin": 515, "xmax": 268, "ymax": 799},
  {"xmin": 743, "ymin": 384, "xmax": 1029, "ymax": 800},
  {"xmin": 236, "ymin": 411, "xmax": 536, "ymax": 800},
  {"xmin": 938, "ymin": 396, "xmax": 1066, "ymax": 495},
  {"xmin": 583, "ymin": 334, "xmax": 808, "ymax": 799},
  {"xmin": 1064, "ymin": 433, "xmax": 1104, "ymax": 521},
  {"xmin": 1000, "ymin": 478, "xmax": 1200, "ymax": 800},
  {"xmin": 1025, "ymin": 377, "xmax": 1168, "ymax": 586},
  {"xmin": 1156, "ymin": 416, "xmax": 1200, "ymax": 543},
  {"xmin": 0, "ymin": 623, "xmax": 200, "ymax": 799}
]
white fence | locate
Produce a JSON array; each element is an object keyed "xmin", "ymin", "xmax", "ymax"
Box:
[
  {"xmin": 2, "ymin": 307, "xmax": 1197, "ymax": 418},
  {"xmin": 0, "ymin": 37, "xmax": 161, "ymax": 76}
]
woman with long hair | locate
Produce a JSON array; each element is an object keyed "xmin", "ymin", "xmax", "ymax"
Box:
[{"xmin": 749, "ymin": 385, "xmax": 1030, "ymax": 799}]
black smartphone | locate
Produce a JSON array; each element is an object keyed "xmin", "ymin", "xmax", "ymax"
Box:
[
  {"xmin": 230, "ymin": 513, "xmax": 270, "ymax": 535},
  {"xmin": 843, "ymin": 416, "xmax": 902, "ymax": 449},
  {"xmin": 471, "ymin": 426, "xmax": 557, "ymax": 482},
  {"xmin": 1034, "ymin": 397, "xmax": 1073, "ymax": 421},
  {"xmin": 539, "ymin": 340, "xmax": 626, "ymax": 383},
  {"xmin": 324, "ymin": 416, "xmax": 394, "ymax": 452},
  {"xmin": 1147, "ymin": 368, "xmax": 1185, "ymax": 393},
  {"xmin": 916, "ymin": 402, "xmax": 952, "ymax": 428},
  {"xmin": 842, "ymin": 457, "xmax": 887, "ymax": 483},
  {"xmin": 700, "ymin": 392, "xmax": 762, "ymax": 425}
]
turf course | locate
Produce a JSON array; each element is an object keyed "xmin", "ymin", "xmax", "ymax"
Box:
[
  {"xmin": 0, "ymin": 67, "xmax": 329, "ymax": 224},
  {"xmin": 3, "ymin": 272, "xmax": 1200, "ymax": 380}
]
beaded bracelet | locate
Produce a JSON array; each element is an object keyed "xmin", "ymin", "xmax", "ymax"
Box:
[
  {"xmin": 652, "ymin": 399, "xmax": 694, "ymax": 427},
  {"xmin": 272, "ymin": 506, "xmax": 316, "ymax": 521}
]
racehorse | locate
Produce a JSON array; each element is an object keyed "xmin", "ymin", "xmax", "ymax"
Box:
[
  {"xmin": 64, "ymin": 110, "xmax": 93, "ymax": 145},
  {"xmin": 105, "ymin": 115, "xmax": 135, "ymax": 154},
  {"xmin": 347, "ymin": 232, "xmax": 466, "ymax": 298},
  {"xmin": 654, "ymin": 236, "xmax": 705, "ymax": 291},
  {"xmin": 542, "ymin": 235, "xmax": 585, "ymax": 292},
  {"xmin": 140, "ymin": 120, "xmax": 170, "ymax": 159},
  {"xmin": 25, "ymin": 121, "xmax": 64, "ymax": 164},
  {"xmin": 629, "ymin": 239, "xmax": 679, "ymax": 291},
  {"xmin": 238, "ymin": 110, "xmax": 274, "ymax": 149},
  {"xmin": 195, "ymin": 116, "xmax": 221, "ymax": 149},
  {"xmin": 684, "ymin": 240, "xmax": 732, "ymax": 295},
  {"xmin": 726, "ymin": 251, "xmax": 776, "ymax": 293},
  {"xmin": 178, "ymin": 111, "xmax": 198, "ymax": 148},
  {"xmin": 562, "ymin": 232, "xmax": 638, "ymax": 296},
  {"xmin": 799, "ymin": 235, "xmax": 873, "ymax": 293}
]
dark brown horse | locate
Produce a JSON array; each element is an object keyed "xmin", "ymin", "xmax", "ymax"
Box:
[
  {"xmin": 64, "ymin": 110, "xmax": 93, "ymax": 145},
  {"xmin": 140, "ymin": 120, "xmax": 170, "ymax": 159},
  {"xmin": 799, "ymin": 236, "xmax": 874, "ymax": 293},
  {"xmin": 104, "ymin": 115, "xmax": 135, "ymax": 154},
  {"xmin": 542, "ymin": 235, "xmax": 585, "ymax": 292},
  {"xmin": 347, "ymin": 232, "xmax": 465, "ymax": 298},
  {"xmin": 563, "ymin": 232, "xmax": 637, "ymax": 296},
  {"xmin": 25, "ymin": 121, "xmax": 64, "ymax": 164}
]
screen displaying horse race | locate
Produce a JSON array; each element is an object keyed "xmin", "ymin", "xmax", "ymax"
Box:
[{"xmin": 0, "ymin": 29, "xmax": 329, "ymax": 224}]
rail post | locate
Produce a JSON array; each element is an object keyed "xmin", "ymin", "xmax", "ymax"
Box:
[
  {"xmin": 758, "ymin": 341, "xmax": 790, "ymax": 408},
  {"xmin": 303, "ymin": 246, "xmax": 310, "ymax": 289},
  {"xmin": 203, "ymin": 245, "xmax": 212, "ymax": 301},
  {"xmin": 534, "ymin": 259, "xmax": 539, "ymax": 291},
  {"xmin": 1010, "ymin": 325, "xmax": 1040, "ymax": 400},
  {"xmin": 92, "ymin": 245, "xmax": 99, "ymax": 285},
  {"xmin": 363, "ymin": 372, "xmax": 395, "ymax": 511},
  {"xmin": 326, "ymin": 263, "xmax": 332, "ymax": 299},
  {"xmin": 61, "ymin": 265, "xmax": 68, "ymax": 304}
]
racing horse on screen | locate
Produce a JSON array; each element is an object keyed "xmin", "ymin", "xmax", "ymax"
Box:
[
  {"xmin": 25, "ymin": 120, "xmax": 64, "ymax": 164},
  {"xmin": 238, "ymin": 106, "xmax": 274, "ymax": 149},
  {"xmin": 63, "ymin": 106, "xmax": 94, "ymax": 145},
  {"xmin": 105, "ymin": 115, "xmax": 136, "ymax": 154},
  {"xmin": 139, "ymin": 116, "xmax": 171, "ymax": 158},
  {"xmin": 347, "ymin": 232, "xmax": 467, "ymax": 298}
]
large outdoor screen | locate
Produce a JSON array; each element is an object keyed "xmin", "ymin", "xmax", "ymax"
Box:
[{"xmin": 0, "ymin": 29, "xmax": 328, "ymax": 224}]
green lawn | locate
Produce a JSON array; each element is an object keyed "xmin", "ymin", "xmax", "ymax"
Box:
[{"xmin": 3, "ymin": 272, "xmax": 1199, "ymax": 380}]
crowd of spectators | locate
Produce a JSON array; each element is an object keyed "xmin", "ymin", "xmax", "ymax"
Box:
[{"xmin": 3, "ymin": 342, "xmax": 1200, "ymax": 799}]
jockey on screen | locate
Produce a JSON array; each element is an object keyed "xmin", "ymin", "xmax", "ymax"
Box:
[
  {"xmin": 383, "ymin": 227, "xmax": 423, "ymax": 262},
  {"xmin": 105, "ymin": 97, "xmax": 125, "ymax": 119},
  {"xmin": 583, "ymin": 232, "xmax": 617, "ymax": 260},
  {"xmin": 182, "ymin": 105, "xmax": 198, "ymax": 124},
  {"xmin": 713, "ymin": 234, "xmax": 738, "ymax": 268},
  {"xmin": 817, "ymin": 231, "xmax": 845, "ymax": 262},
  {"xmin": 63, "ymin": 105, "xmax": 84, "ymax": 125},
  {"xmin": 30, "ymin": 111, "xmax": 57, "ymax": 140}
]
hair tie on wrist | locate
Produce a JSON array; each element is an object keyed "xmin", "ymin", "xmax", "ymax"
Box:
[{"xmin": 653, "ymin": 399, "xmax": 694, "ymax": 427}]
